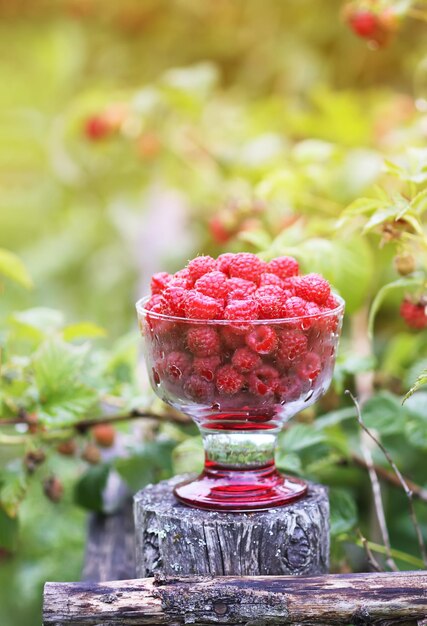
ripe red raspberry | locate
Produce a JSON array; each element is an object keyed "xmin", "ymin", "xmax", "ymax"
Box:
[
  {"xmin": 187, "ymin": 256, "xmax": 217, "ymax": 282},
  {"xmin": 229, "ymin": 253, "xmax": 266, "ymax": 283},
  {"xmin": 294, "ymin": 273, "xmax": 331, "ymax": 305},
  {"xmin": 245, "ymin": 325, "xmax": 278, "ymax": 354},
  {"xmin": 224, "ymin": 299, "xmax": 258, "ymax": 321},
  {"xmin": 347, "ymin": 8, "xmax": 378, "ymax": 38},
  {"xmin": 174, "ymin": 267, "xmax": 192, "ymax": 287},
  {"xmin": 277, "ymin": 329, "xmax": 308, "ymax": 366},
  {"xmin": 273, "ymin": 376, "xmax": 303, "ymax": 402},
  {"xmin": 145, "ymin": 294, "xmax": 164, "ymax": 311},
  {"xmin": 193, "ymin": 356, "xmax": 221, "ymax": 381},
  {"xmin": 184, "ymin": 375, "xmax": 214, "ymax": 402},
  {"xmin": 221, "ymin": 326, "xmax": 246, "ymax": 349},
  {"xmin": 164, "ymin": 351, "xmax": 192, "ymax": 381},
  {"xmin": 217, "ymin": 252, "xmax": 235, "ymax": 275},
  {"xmin": 255, "ymin": 284, "xmax": 284, "ymax": 299},
  {"xmin": 227, "ymin": 277, "xmax": 257, "ymax": 300},
  {"xmin": 297, "ymin": 352, "xmax": 321, "ymax": 381},
  {"xmin": 283, "ymin": 296, "xmax": 308, "ymax": 319},
  {"xmin": 323, "ymin": 294, "xmax": 340, "ymax": 310},
  {"xmin": 151, "ymin": 272, "xmax": 173, "ymax": 295},
  {"xmin": 231, "ymin": 347, "xmax": 261, "ymax": 373},
  {"xmin": 185, "ymin": 290, "xmax": 223, "ymax": 320},
  {"xmin": 267, "ymin": 256, "xmax": 299, "ymax": 279},
  {"xmin": 216, "ymin": 365, "xmax": 244, "ymax": 395},
  {"xmin": 161, "ymin": 286, "xmax": 187, "ymax": 317},
  {"xmin": 248, "ymin": 365, "xmax": 279, "ymax": 397},
  {"xmin": 259, "ymin": 272, "xmax": 284, "ymax": 288},
  {"xmin": 400, "ymin": 299, "xmax": 427, "ymax": 330},
  {"xmin": 255, "ymin": 293, "xmax": 284, "ymax": 319},
  {"xmin": 195, "ymin": 271, "xmax": 228, "ymax": 300},
  {"xmin": 84, "ymin": 114, "xmax": 111, "ymax": 140},
  {"xmin": 187, "ymin": 326, "xmax": 220, "ymax": 356}
]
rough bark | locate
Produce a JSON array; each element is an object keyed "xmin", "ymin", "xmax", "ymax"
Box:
[
  {"xmin": 133, "ymin": 475, "xmax": 330, "ymax": 578},
  {"xmin": 43, "ymin": 570, "xmax": 427, "ymax": 626}
]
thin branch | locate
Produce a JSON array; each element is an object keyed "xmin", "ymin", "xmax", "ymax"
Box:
[
  {"xmin": 346, "ymin": 390, "xmax": 427, "ymax": 567},
  {"xmin": 360, "ymin": 434, "xmax": 398, "ymax": 571},
  {"xmin": 357, "ymin": 529, "xmax": 383, "ymax": 572},
  {"xmin": 351, "ymin": 454, "xmax": 427, "ymax": 504}
]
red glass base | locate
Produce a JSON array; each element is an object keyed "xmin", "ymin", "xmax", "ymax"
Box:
[{"xmin": 173, "ymin": 462, "xmax": 307, "ymax": 512}]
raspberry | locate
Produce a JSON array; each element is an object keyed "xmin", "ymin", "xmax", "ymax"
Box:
[
  {"xmin": 231, "ymin": 347, "xmax": 261, "ymax": 373},
  {"xmin": 245, "ymin": 326, "xmax": 278, "ymax": 354},
  {"xmin": 174, "ymin": 267, "xmax": 192, "ymax": 287},
  {"xmin": 92, "ymin": 423, "xmax": 115, "ymax": 448},
  {"xmin": 217, "ymin": 252, "xmax": 235, "ymax": 275},
  {"xmin": 255, "ymin": 284, "xmax": 284, "ymax": 298},
  {"xmin": 229, "ymin": 252, "xmax": 266, "ymax": 283},
  {"xmin": 164, "ymin": 351, "xmax": 192, "ymax": 381},
  {"xmin": 187, "ymin": 255, "xmax": 217, "ymax": 282},
  {"xmin": 273, "ymin": 376, "xmax": 303, "ymax": 402},
  {"xmin": 161, "ymin": 286, "xmax": 187, "ymax": 317},
  {"xmin": 221, "ymin": 326, "xmax": 246, "ymax": 349},
  {"xmin": 297, "ymin": 352, "xmax": 321, "ymax": 381},
  {"xmin": 193, "ymin": 356, "xmax": 221, "ymax": 381},
  {"xmin": 195, "ymin": 271, "xmax": 228, "ymax": 300},
  {"xmin": 187, "ymin": 326, "xmax": 220, "ymax": 357},
  {"xmin": 276, "ymin": 329, "xmax": 308, "ymax": 366},
  {"xmin": 224, "ymin": 299, "xmax": 258, "ymax": 321},
  {"xmin": 151, "ymin": 272, "xmax": 173, "ymax": 294},
  {"xmin": 227, "ymin": 277, "xmax": 257, "ymax": 300},
  {"xmin": 145, "ymin": 294, "xmax": 164, "ymax": 311},
  {"xmin": 267, "ymin": 256, "xmax": 299, "ymax": 279},
  {"xmin": 248, "ymin": 365, "xmax": 279, "ymax": 397},
  {"xmin": 283, "ymin": 296, "xmax": 308, "ymax": 319},
  {"xmin": 294, "ymin": 273, "xmax": 331, "ymax": 305},
  {"xmin": 400, "ymin": 299, "xmax": 427, "ymax": 330},
  {"xmin": 84, "ymin": 114, "xmax": 111, "ymax": 141},
  {"xmin": 347, "ymin": 9, "xmax": 378, "ymax": 37},
  {"xmin": 184, "ymin": 375, "xmax": 214, "ymax": 402},
  {"xmin": 259, "ymin": 272, "xmax": 284, "ymax": 288},
  {"xmin": 185, "ymin": 290, "xmax": 223, "ymax": 320},
  {"xmin": 255, "ymin": 293, "xmax": 284, "ymax": 319},
  {"xmin": 324, "ymin": 294, "xmax": 340, "ymax": 310},
  {"xmin": 216, "ymin": 365, "xmax": 244, "ymax": 395}
]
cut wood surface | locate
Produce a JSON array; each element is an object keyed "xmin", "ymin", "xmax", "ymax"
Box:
[
  {"xmin": 43, "ymin": 570, "xmax": 427, "ymax": 626},
  {"xmin": 134, "ymin": 475, "xmax": 330, "ymax": 577}
]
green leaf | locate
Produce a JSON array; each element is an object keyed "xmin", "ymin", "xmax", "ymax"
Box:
[
  {"xmin": 0, "ymin": 508, "xmax": 18, "ymax": 551},
  {"xmin": 0, "ymin": 467, "xmax": 27, "ymax": 518},
  {"xmin": 368, "ymin": 275, "xmax": 424, "ymax": 338},
  {"xmin": 403, "ymin": 369, "xmax": 427, "ymax": 402},
  {"xmin": 0, "ymin": 248, "xmax": 32, "ymax": 289},
  {"xmin": 63, "ymin": 322, "xmax": 107, "ymax": 342},
  {"xmin": 275, "ymin": 451, "xmax": 302, "ymax": 473},
  {"xmin": 11, "ymin": 308, "xmax": 64, "ymax": 340},
  {"xmin": 279, "ymin": 423, "xmax": 325, "ymax": 453},
  {"xmin": 115, "ymin": 441, "xmax": 175, "ymax": 492},
  {"xmin": 32, "ymin": 338, "xmax": 97, "ymax": 426},
  {"xmin": 362, "ymin": 391, "xmax": 404, "ymax": 436},
  {"xmin": 74, "ymin": 464, "xmax": 110, "ymax": 512},
  {"xmin": 314, "ymin": 408, "xmax": 357, "ymax": 430},
  {"xmin": 329, "ymin": 488, "xmax": 357, "ymax": 536},
  {"xmin": 172, "ymin": 436, "xmax": 204, "ymax": 475}
]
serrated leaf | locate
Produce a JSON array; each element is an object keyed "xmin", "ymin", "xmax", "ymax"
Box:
[
  {"xmin": 409, "ymin": 188, "xmax": 427, "ymax": 215},
  {"xmin": 403, "ymin": 371, "xmax": 427, "ymax": 402},
  {"xmin": 115, "ymin": 441, "xmax": 175, "ymax": 491},
  {"xmin": 275, "ymin": 451, "xmax": 302, "ymax": 473},
  {"xmin": 362, "ymin": 206, "xmax": 402, "ymax": 233},
  {"xmin": 368, "ymin": 275, "xmax": 424, "ymax": 338},
  {"xmin": 33, "ymin": 338, "xmax": 97, "ymax": 426},
  {"xmin": 0, "ymin": 249, "xmax": 32, "ymax": 289},
  {"xmin": 63, "ymin": 322, "xmax": 107, "ymax": 342},
  {"xmin": 0, "ymin": 468, "xmax": 27, "ymax": 518},
  {"xmin": 329, "ymin": 488, "xmax": 357, "ymax": 536},
  {"xmin": 74, "ymin": 464, "xmax": 110, "ymax": 512}
]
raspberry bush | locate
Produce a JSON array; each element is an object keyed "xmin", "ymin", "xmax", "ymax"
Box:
[{"xmin": 2, "ymin": 0, "xmax": 427, "ymax": 623}]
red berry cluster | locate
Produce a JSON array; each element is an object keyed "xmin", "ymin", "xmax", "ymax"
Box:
[
  {"xmin": 400, "ymin": 298, "xmax": 427, "ymax": 330},
  {"xmin": 142, "ymin": 253, "xmax": 342, "ymax": 410},
  {"xmin": 343, "ymin": 3, "xmax": 398, "ymax": 47}
]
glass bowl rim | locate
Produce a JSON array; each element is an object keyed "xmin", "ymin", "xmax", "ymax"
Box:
[{"xmin": 135, "ymin": 293, "xmax": 345, "ymax": 325}]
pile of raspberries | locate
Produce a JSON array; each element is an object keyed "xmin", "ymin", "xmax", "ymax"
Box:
[{"xmin": 143, "ymin": 253, "xmax": 341, "ymax": 406}]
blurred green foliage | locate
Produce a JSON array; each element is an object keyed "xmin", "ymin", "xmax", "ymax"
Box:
[{"xmin": 1, "ymin": 1, "xmax": 427, "ymax": 625}]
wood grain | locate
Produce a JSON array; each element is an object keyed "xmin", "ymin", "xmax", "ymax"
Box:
[{"xmin": 43, "ymin": 571, "xmax": 427, "ymax": 625}]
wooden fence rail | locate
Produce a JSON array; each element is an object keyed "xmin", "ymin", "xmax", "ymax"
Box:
[{"xmin": 44, "ymin": 571, "xmax": 427, "ymax": 626}]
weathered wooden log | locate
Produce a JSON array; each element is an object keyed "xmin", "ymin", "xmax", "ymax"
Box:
[
  {"xmin": 43, "ymin": 571, "xmax": 427, "ymax": 626},
  {"xmin": 134, "ymin": 475, "xmax": 330, "ymax": 577}
]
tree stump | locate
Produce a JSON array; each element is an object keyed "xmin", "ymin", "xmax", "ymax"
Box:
[{"xmin": 134, "ymin": 474, "xmax": 329, "ymax": 577}]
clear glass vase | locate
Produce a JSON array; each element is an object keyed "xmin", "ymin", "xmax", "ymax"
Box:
[{"xmin": 136, "ymin": 295, "xmax": 344, "ymax": 512}]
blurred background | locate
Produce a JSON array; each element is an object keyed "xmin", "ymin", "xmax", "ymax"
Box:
[{"xmin": 2, "ymin": 1, "xmax": 427, "ymax": 624}]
